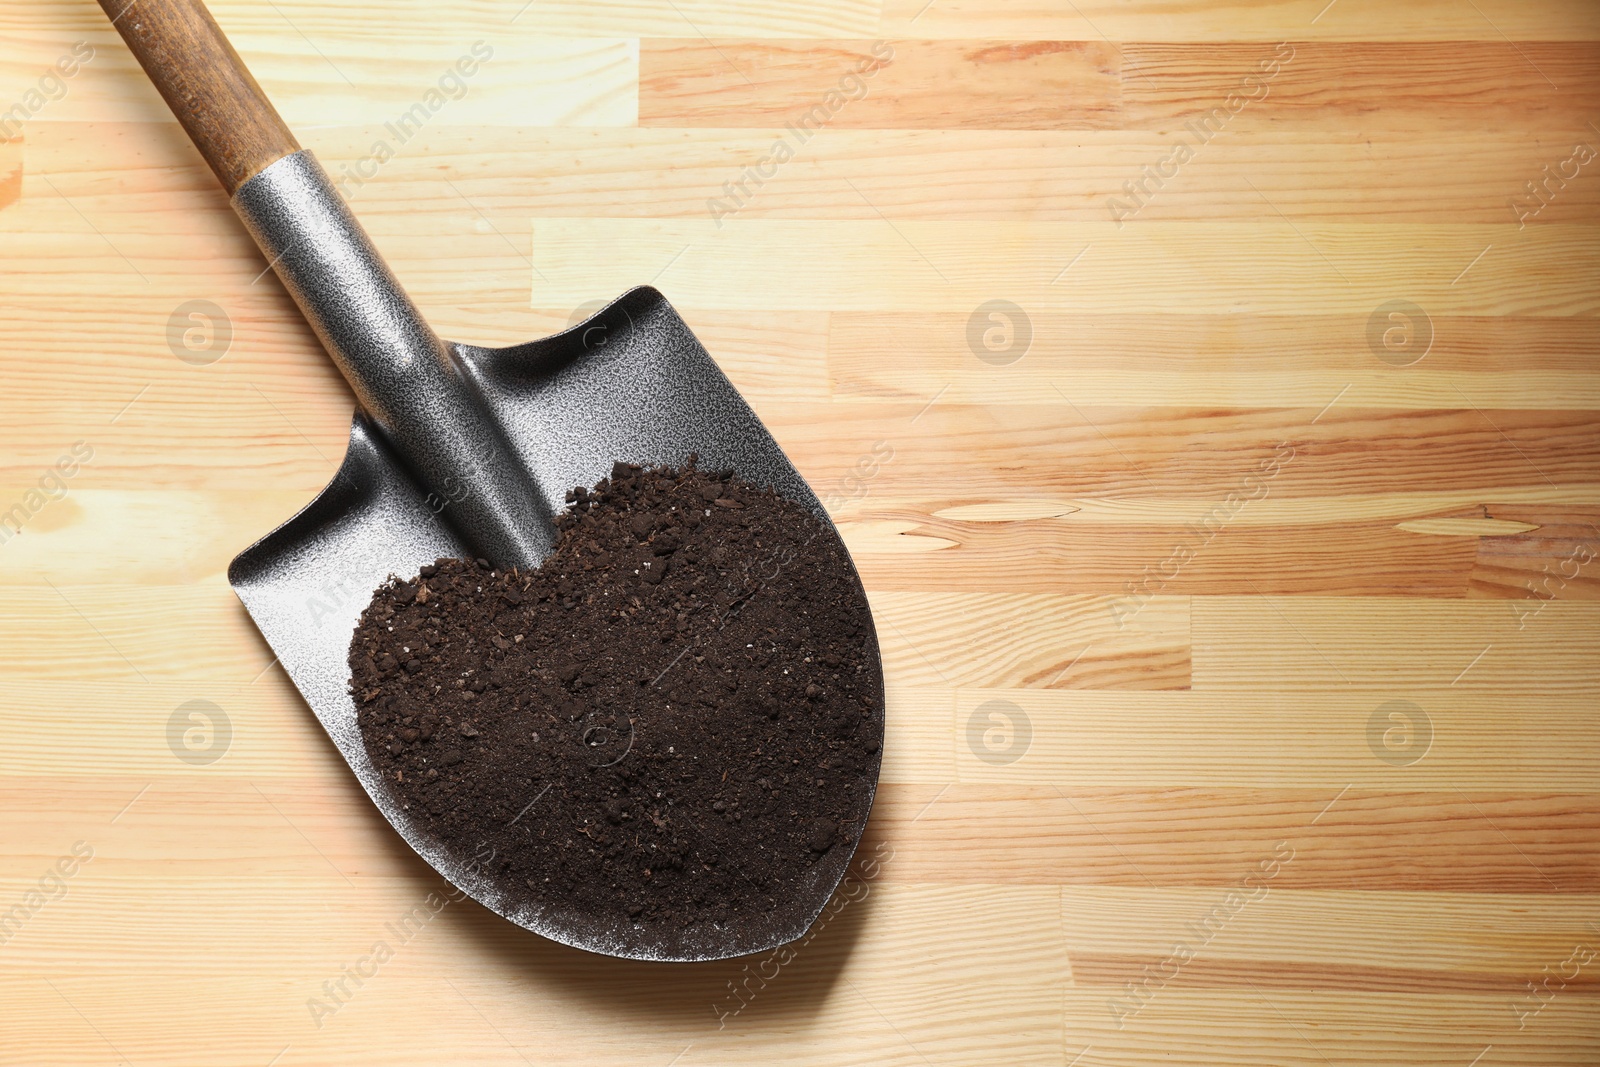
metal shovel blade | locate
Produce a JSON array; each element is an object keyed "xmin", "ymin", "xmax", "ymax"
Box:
[{"xmin": 228, "ymin": 286, "xmax": 886, "ymax": 962}]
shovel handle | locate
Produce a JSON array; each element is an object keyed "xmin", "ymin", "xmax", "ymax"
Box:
[
  {"xmin": 98, "ymin": 0, "xmax": 300, "ymax": 193},
  {"xmin": 99, "ymin": 0, "xmax": 556, "ymax": 567}
]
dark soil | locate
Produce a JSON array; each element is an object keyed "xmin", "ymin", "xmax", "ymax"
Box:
[{"xmin": 348, "ymin": 459, "xmax": 883, "ymax": 954}]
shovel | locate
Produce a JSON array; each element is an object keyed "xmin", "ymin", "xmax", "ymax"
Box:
[{"xmin": 99, "ymin": 0, "xmax": 884, "ymax": 962}]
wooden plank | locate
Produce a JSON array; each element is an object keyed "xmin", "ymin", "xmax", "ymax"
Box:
[
  {"xmin": 1192, "ymin": 597, "xmax": 1600, "ymax": 692},
  {"xmin": 8, "ymin": 0, "xmax": 1598, "ymax": 42},
  {"xmin": 24, "ymin": 122, "xmax": 1600, "ymax": 225},
  {"xmin": 1062, "ymin": 888, "xmax": 1600, "ymax": 992},
  {"xmin": 641, "ymin": 39, "xmax": 1122, "ymax": 129},
  {"xmin": 5, "ymin": 31, "xmax": 640, "ymax": 128},
  {"xmin": 871, "ymin": 590, "xmax": 1190, "ymax": 690},
  {"xmin": 847, "ymin": 517, "xmax": 1480, "ymax": 597},
  {"xmin": 708, "ymin": 883, "xmax": 1069, "ymax": 1064},
  {"xmin": 1061, "ymin": 990, "xmax": 1599, "ymax": 1067},
  {"xmin": 522, "ymin": 219, "xmax": 1600, "ymax": 315},
  {"xmin": 0, "ymin": 492, "xmax": 321, "ymax": 589},
  {"xmin": 757, "ymin": 405, "xmax": 1600, "ymax": 501},
  {"xmin": 639, "ymin": 40, "xmax": 1600, "ymax": 137},
  {"xmin": 1467, "ymin": 505, "xmax": 1600, "ymax": 601},
  {"xmin": 1122, "ymin": 42, "xmax": 1600, "ymax": 135},
  {"xmin": 950, "ymin": 691, "xmax": 1600, "ymax": 790},
  {"xmin": 830, "ymin": 313, "xmax": 1600, "ymax": 409},
  {"xmin": 873, "ymin": 783, "xmax": 1600, "ymax": 890},
  {"xmin": 0, "ymin": 875, "xmax": 1070, "ymax": 1064},
  {"xmin": 877, "ymin": 0, "xmax": 1600, "ymax": 41},
  {"xmin": 1, "ymin": 0, "xmax": 886, "ymax": 40},
  {"xmin": 845, "ymin": 502, "xmax": 1600, "ymax": 598},
  {"xmin": 0, "ymin": 584, "xmax": 278, "ymax": 683},
  {"xmin": 906, "ymin": 488, "xmax": 1600, "ymax": 528}
]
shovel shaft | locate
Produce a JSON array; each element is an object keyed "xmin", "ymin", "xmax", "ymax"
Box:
[
  {"xmin": 231, "ymin": 151, "xmax": 557, "ymax": 568},
  {"xmin": 99, "ymin": 0, "xmax": 556, "ymax": 568},
  {"xmin": 98, "ymin": 0, "xmax": 300, "ymax": 193}
]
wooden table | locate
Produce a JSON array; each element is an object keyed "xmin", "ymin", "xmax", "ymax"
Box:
[{"xmin": 2, "ymin": 2, "xmax": 1596, "ymax": 1064}]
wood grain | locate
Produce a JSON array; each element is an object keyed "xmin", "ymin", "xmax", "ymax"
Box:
[
  {"xmin": 1, "ymin": 1, "xmax": 1597, "ymax": 1065},
  {"xmin": 871, "ymin": 591, "xmax": 1191, "ymax": 689},
  {"xmin": 0, "ymin": 134, "xmax": 19, "ymax": 209},
  {"xmin": 1061, "ymin": 990, "xmax": 1599, "ymax": 1067},
  {"xmin": 641, "ymin": 39, "xmax": 1600, "ymax": 136},
  {"xmin": 850, "ymin": 518, "xmax": 1484, "ymax": 597},
  {"xmin": 1061, "ymin": 888, "xmax": 1600, "ymax": 990},
  {"xmin": 1121, "ymin": 42, "xmax": 1600, "ymax": 135},
  {"xmin": 877, "ymin": 0, "xmax": 1600, "ymax": 41},
  {"xmin": 523, "ymin": 219, "xmax": 1600, "ymax": 314},
  {"xmin": 640, "ymin": 39, "xmax": 1123, "ymax": 129},
  {"xmin": 6, "ymin": 0, "xmax": 1598, "ymax": 42},
  {"xmin": 829, "ymin": 313, "xmax": 1600, "ymax": 408},
  {"xmin": 25, "ymin": 121, "xmax": 1600, "ymax": 224},
  {"xmin": 872, "ymin": 783, "xmax": 1600, "ymax": 890}
]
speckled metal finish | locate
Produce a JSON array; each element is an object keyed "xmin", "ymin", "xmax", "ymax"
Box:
[
  {"xmin": 225, "ymin": 255, "xmax": 883, "ymax": 958},
  {"xmin": 231, "ymin": 150, "xmax": 554, "ymax": 567}
]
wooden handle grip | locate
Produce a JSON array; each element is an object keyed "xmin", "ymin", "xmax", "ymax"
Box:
[{"xmin": 99, "ymin": 0, "xmax": 300, "ymax": 194}]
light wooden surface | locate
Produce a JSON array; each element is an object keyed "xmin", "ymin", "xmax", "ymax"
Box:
[{"xmin": 2, "ymin": 1, "xmax": 1598, "ymax": 1064}]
